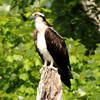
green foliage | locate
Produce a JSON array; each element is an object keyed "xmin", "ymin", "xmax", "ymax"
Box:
[{"xmin": 0, "ymin": 0, "xmax": 100, "ymax": 100}]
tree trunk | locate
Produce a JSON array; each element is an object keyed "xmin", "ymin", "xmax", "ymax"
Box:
[
  {"xmin": 36, "ymin": 66, "xmax": 62, "ymax": 100},
  {"xmin": 82, "ymin": 0, "xmax": 100, "ymax": 31}
]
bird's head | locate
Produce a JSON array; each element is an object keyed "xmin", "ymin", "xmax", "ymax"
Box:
[
  {"xmin": 31, "ymin": 12, "xmax": 51, "ymax": 28},
  {"xmin": 31, "ymin": 12, "xmax": 45, "ymax": 21}
]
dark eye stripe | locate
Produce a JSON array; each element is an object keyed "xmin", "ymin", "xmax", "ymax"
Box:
[
  {"xmin": 35, "ymin": 14, "xmax": 43, "ymax": 18},
  {"xmin": 35, "ymin": 14, "xmax": 39, "ymax": 17}
]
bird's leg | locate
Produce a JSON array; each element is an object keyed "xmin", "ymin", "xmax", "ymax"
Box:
[
  {"xmin": 43, "ymin": 59, "xmax": 47, "ymax": 67},
  {"xmin": 40, "ymin": 59, "xmax": 47, "ymax": 73},
  {"xmin": 49, "ymin": 60, "xmax": 53, "ymax": 67},
  {"xmin": 48, "ymin": 60, "xmax": 57, "ymax": 71}
]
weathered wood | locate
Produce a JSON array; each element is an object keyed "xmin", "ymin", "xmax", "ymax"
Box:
[{"xmin": 36, "ymin": 66, "xmax": 62, "ymax": 100}]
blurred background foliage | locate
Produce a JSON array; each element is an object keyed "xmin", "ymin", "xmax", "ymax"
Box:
[{"xmin": 0, "ymin": 0, "xmax": 100, "ymax": 100}]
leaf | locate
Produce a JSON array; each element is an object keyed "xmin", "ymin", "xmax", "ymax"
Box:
[
  {"xmin": 19, "ymin": 73, "xmax": 29, "ymax": 81},
  {"xmin": 13, "ymin": 54, "xmax": 23, "ymax": 61},
  {"xmin": 6, "ymin": 55, "xmax": 13, "ymax": 63}
]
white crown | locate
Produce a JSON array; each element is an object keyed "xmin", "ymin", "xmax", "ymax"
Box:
[{"xmin": 32, "ymin": 12, "xmax": 45, "ymax": 17}]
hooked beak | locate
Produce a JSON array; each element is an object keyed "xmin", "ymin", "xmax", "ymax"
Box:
[{"xmin": 30, "ymin": 14, "xmax": 35, "ymax": 20}]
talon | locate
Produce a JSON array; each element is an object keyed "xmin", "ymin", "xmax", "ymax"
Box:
[
  {"xmin": 40, "ymin": 66, "xmax": 45, "ymax": 73},
  {"xmin": 49, "ymin": 66, "xmax": 57, "ymax": 71}
]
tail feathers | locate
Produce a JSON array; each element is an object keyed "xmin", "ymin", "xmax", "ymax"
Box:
[
  {"xmin": 58, "ymin": 68, "xmax": 72, "ymax": 88},
  {"xmin": 61, "ymin": 75, "xmax": 71, "ymax": 88}
]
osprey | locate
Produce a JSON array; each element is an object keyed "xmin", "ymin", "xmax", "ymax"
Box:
[{"xmin": 31, "ymin": 12, "xmax": 73, "ymax": 88}]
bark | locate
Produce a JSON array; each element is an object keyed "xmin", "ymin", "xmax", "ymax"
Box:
[
  {"xmin": 82, "ymin": 0, "xmax": 100, "ymax": 31},
  {"xmin": 36, "ymin": 66, "xmax": 62, "ymax": 100}
]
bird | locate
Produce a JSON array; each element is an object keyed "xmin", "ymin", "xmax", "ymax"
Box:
[{"xmin": 31, "ymin": 12, "xmax": 73, "ymax": 88}]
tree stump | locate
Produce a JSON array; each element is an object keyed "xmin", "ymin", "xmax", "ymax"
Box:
[{"xmin": 36, "ymin": 66, "xmax": 62, "ymax": 100}]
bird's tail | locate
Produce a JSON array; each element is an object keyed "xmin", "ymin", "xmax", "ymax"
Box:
[{"xmin": 58, "ymin": 68, "xmax": 73, "ymax": 88}]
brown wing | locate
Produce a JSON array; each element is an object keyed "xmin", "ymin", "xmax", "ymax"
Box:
[
  {"xmin": 45, "ymin": 28, "xmax": 72, "ymax": 88},
  {"xmin": 33, "ymin": 30, "xmax": 38, "ymax": 42},
  {"xmin": 45, "ymin": 28, "xmax": 71, "ymax": 70}
]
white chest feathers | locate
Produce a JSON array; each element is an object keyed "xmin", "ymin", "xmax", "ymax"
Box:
[
  {"xmin": 37, "ymin": 31, "xmax": 46, "ymax": 53},
  {"xmin": 37, "ymin": 30, "xmax": 54, "ymax": 62}
]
